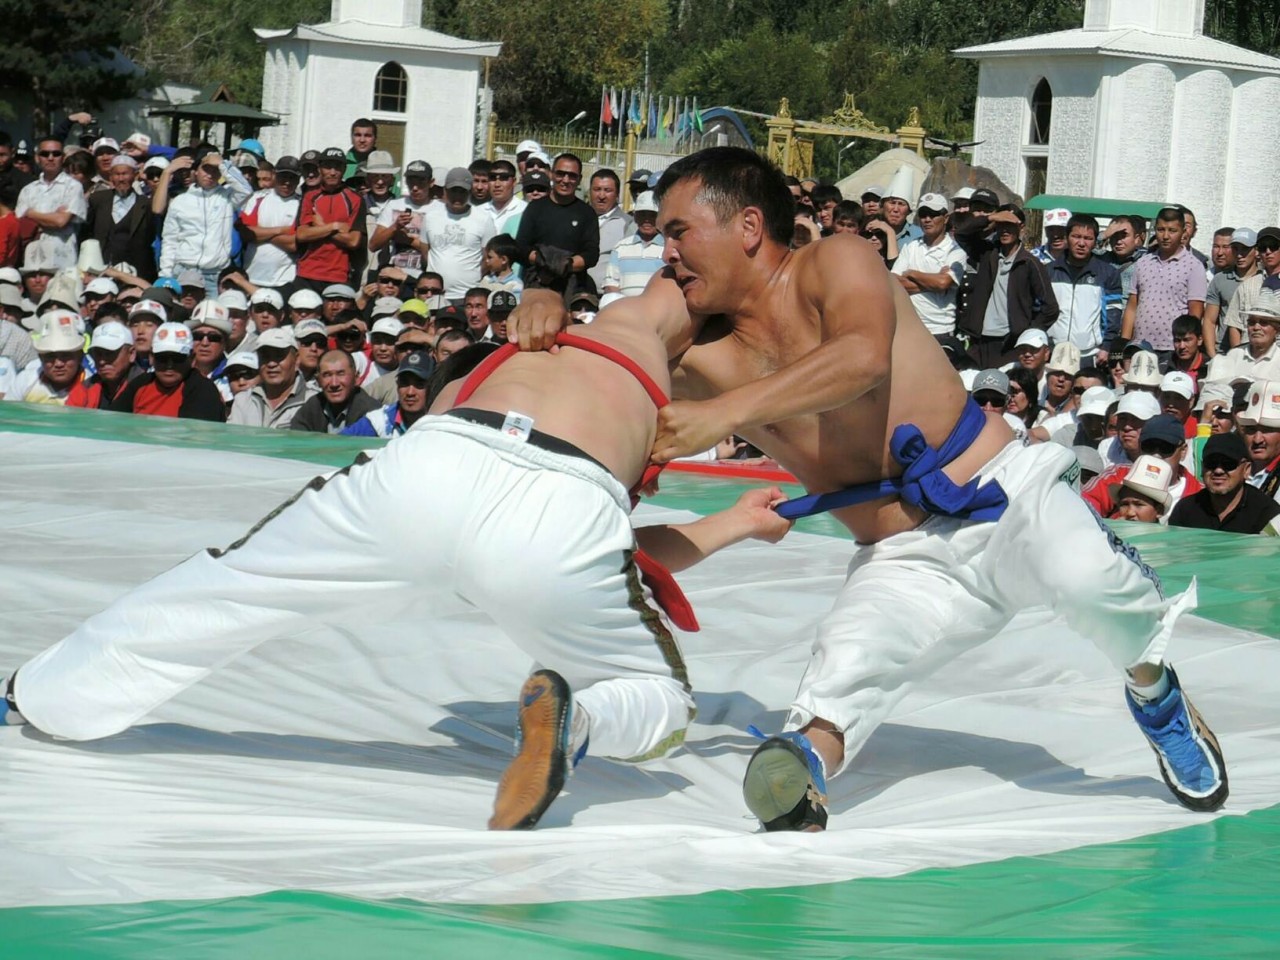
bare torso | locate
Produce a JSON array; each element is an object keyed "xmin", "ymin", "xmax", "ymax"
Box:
[
  {"xmin": 432, "ymin": 320, "xmax": 671, "ymax": 487},
  {"xmin": 674, "ymin": 240, "xmax": 1014, "ymax": 543}
]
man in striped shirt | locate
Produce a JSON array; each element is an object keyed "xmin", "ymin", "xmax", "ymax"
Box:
[{"xmin": 603, "ymin": 192, "xmax": 664, "ymax": 297}]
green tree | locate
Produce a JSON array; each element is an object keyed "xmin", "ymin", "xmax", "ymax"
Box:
[{"xmin": 0, "ymin": 0, "xmax": 153, "ymax": 132}]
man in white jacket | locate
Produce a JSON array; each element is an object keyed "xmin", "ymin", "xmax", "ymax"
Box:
[{"xmin": 159, "ymin": 148, "xmax": 253, "ymax": 294}]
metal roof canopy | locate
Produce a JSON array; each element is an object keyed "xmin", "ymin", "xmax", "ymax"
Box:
[
  {"xmin": 148, "ymin": 84, "xmax": 279, "ymax": 152},
  {"xmin": 1026, "ymin": 193, "xmax": 1167, "ymax": 220}
]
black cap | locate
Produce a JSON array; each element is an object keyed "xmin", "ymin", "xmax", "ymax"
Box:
[
  {"xmin": 404, "ymin": 160, "xmax": 432, "ymax": 180},
  {"xmin": 935, "ymin": 334, "xmax": 966, "ymax": 356},
  {"xmin": 1124, "ymin": 338, "xmax": 1155, "ymax": 357},
  {"xmin": 629, "ymin": 168, "xmax": 652, "ymax": 183},
  {"xmin": 487, "ymin": 289, "xmax": 518, "ymax": 315},
  {"xmin": 397, "ymin": 351, "xmax": 434, "ymax": 380},
  {"xmin": 1258, "ymin": 226, "xmax": 1280, "ymax": 245},
  {"xmin": 1232, "ymin": 381, "xmax": 1252, "ymax": 411},
  {"xmin": 320, "ymin": 147, "xmax": 347, "ymax": 165},
  {"xmin": 1139, "ymin": 414, "xmax": 1185, "ymax": 447},
  {"xmin": 300, "ymin": 149, "xmax": 320, "ymax": 168},
  {"xmin": 969, "ymin": 188, "xmax": 999, "ymax": 208},
  {"xmin": 275, "ymin": 155, "xmax": 301, "ymax": 176},
  {"xmin": 436, "ymin": 304, "xmax": 463, "ymax": 322},
  {"xmin": 1203, "ymin": 431, "xmax": 1247, "ymax": 464},
  {"xmin": 522, "ymin": 169, "xmax": 551, "ymax": 190},
  {"xmin": 570, "ymin": 292, "xmax": 599, "ymax": 309}
]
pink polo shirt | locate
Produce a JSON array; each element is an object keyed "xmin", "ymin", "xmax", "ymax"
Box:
[{"xmin": 1130, "ymin": 247, "xmax": 1207, "ymax": 351}]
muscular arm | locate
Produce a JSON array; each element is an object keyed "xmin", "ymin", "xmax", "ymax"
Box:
[
  {"xmin": 899, "ymin": 268, "xmax": 955, "ymax": 294},
  {"xmin": 634, "ymin": 487, "xmax": 791, "ymax": 573},
  {"xmin": 655, "ymin": 239, "xmax": 893, "ymax": 463}
]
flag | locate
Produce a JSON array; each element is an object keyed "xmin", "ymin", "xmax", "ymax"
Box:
[
  {"xmin": 629, "ymin": 90, "xmax": 642, "ymax": 127},
  {"xmin": 648, "ymin": 96, "xmax": 657, "ymax": 138},
  {"xmin": 694, "ymin": 98, "xmax": 704, "ymax": 133},
  {"xmin": 610, "ymin": 88, "xmax": 619, "ymax": 126},
  {"xmin": 601, "ymin": 86, "xmax": 613, "ymax": 126},
  {"xmin": 662, "ymin": 98, "xmax": 674, "ymax": 139}
]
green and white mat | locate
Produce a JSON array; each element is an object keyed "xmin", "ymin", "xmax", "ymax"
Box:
[{"xmin": 2, "ymin": 405, "xmax": 1278, "ymax": 958}]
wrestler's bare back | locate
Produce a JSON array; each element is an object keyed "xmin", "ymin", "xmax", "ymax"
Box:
[
  {"xmin": 430, "ymin": 317, "xmax": 678, "ymax": 489},
  {"xmin": 667, "ymin": 237, "xmax": 1014, "ymax": 543}
]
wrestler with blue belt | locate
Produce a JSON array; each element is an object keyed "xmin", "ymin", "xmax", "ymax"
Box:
[{"xmin": 511, "ymin": 146, "xmax": 1227, "ymax": 833}]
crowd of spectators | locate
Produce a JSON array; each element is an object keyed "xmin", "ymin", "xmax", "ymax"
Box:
[{"xmin": 1, "ymin": 114, "xmax": 1278, "ymax": 534}]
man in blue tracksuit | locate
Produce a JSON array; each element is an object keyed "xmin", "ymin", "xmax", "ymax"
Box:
[{"xmin": 1047, "ymin": 214, "xmax": 1123, "ymax": 366}]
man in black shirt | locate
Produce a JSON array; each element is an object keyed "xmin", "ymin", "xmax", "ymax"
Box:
[
  {"xmin": 516, "ymin": 152, "xmax": 599, "ymax": 300},
  {"xmin": 1169, "ymin": 432, "xmax": 1280, "ymax": 534}
]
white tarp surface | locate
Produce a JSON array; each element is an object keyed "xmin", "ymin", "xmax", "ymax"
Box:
[{"xmin": 1, "ymin": 431, "xmax": 1276, "ymax": 909}]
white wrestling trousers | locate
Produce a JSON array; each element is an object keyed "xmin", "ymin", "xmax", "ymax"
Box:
[
  {"xmin": 15, "ymin": 417, "xmax": 694, "ymax": 761},
  {"xmin": 787, "ymin": 440, "xmax": 1196, "ymax": 775}
]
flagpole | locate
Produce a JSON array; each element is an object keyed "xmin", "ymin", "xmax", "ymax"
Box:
[{"xmin": 596, "ymin": 84, "xmax": 605, "ymax": 155}]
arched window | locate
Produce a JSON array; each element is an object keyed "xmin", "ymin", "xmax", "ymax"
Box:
[
  {"xmin": 373, "ymin": 62, "xmax": 407, "ymax": 114},
  {"xmin": 1029, "ymin": 78, "xmax": 1052, "ymax": 145}
]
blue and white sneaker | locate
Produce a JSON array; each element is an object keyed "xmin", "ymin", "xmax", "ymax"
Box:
[
  {"xmin": 743, "ymin": 731, "xmax": 829, "ymax": 831},
  {"xmin": 1126, "ymin": 665, "xmax": 1228, "ymax": 812},
  {"xmin": 2, "ymin": 674, "xmax": 25, "ymax": 727},
  {"xmin": 489, "ymin": 670, "xmax": 584, "ymax": 830}
]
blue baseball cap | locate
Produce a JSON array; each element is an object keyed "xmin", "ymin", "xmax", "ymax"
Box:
[
  {"xmin": 237, "ymin": 138, "xmax": 265, "ymax": 159},
  {"xmin": 154, "ymin": 276, "xmax": 181, "ymax": 294}
]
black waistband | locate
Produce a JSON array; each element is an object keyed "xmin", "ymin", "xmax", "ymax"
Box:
[{"xmin": 446, "ymin": 408, "xmax": 609, "ymax": 472}]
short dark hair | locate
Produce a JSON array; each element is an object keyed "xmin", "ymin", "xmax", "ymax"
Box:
[
  {"xmin": 655, "ymin": 147, "xmax": 794, "ymax": 247},
  {"xmin": 0, "ymin": 183, "xmax": 17, "ymax": 209},
  {"xmin": 1120, "ymin": 214, "xmax": 1147, "ymax": 237},
  {"xmin": 418, "ymin": 271, "xmax": 445, "ymax": 288},
  {"xmin": 465, "ymin": 286, "xmax": 490, "ymax": 302},
  {"xmin": 0, "ymin": 131, "xmax": 11, "ymax": 149},
  {"xmin": 1171, "ymin": 314, "xmax": 1202, "ymax": 339},
  {"xmin": 833, "ymin": 199, "xmax": 864, "ymax": 228},
  {"xmin": 1213, "ymin": 226, "xmax": 1235, "ymax": 239},
  {"xmin": 93, "ymin": 302, "xmax": 129, "ymax": 325},
  {"xmin": 554, "ymin": 152, "xmax": 582, "ymax": 171},
  {"xmin": 484, "ymin": 233, "xmax": 519, "ymax": 264},
  {"xmin": 810, "ymin": 184, "xmax": 842, "ymax": 209},
  {"xmin": 491, "ymin": 159, "xmax": 516, "ymax": 177},
  {"xmin": 1066, "ymin": 214, "xmax": 1099, "ymax": 238},
  {"xmin": 468, "ymin": 158, "xmax": 492, "ymax": 176},
  {"xmin": 998, "ymin": 202, "xmax": 1026, "ymax": 224},
  {"xmin": 591, "ymin": 168, "xmax": 621, "ymax": 192},
  {"xmin": 351, "ymin": 118, "xmax": 377, "ymax": 135},
  {"xmin": 1156, "ymin": 206, "xmax": 1185, "ymax": 225}
]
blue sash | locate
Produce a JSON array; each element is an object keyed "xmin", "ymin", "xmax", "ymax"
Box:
[{"xmin": 774, "ymin": 399, "xmax": 1009, "ymax": 522}]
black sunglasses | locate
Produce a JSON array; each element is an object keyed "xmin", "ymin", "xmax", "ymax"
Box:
[
  {"xmin": 153, "ymin": 353, "xmax": 187, "ymax": 367},
  {"xmin": 191, "ymin": 331, "xmax": 224, "ymax": 343},
  {"xmin": 491, "ymin": 172, "xmax": 514, "ymax": 181},
  {"xmin": 1203, "ymin": 456, "xmax": 1241, "ymax": 472},
  {"xmin": 38, "ymin": 150, "xmax": 63, "ymax": 158},
  {"xmin": 1140, "ymin": 440, "xmax": 1180, "ymax": 457},
  {"xmin": 1258, "ymin": 242, "xmax": 1280, "ymax": 254}
]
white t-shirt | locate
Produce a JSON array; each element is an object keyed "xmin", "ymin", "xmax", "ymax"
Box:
[
  {"xmin": 422, "ymin": 204, "xmax": 497, "ymax": 300},
  {"xmin": 242, "ymin": 191, "xmax": 300, "ymax": 287},
  {"xmin": 375, "ymin": 197, "xmax": 437, "ymax": 272},
  {"xmin": 891, "ymin": 233, "xmax": 966, "ymax": 335}
]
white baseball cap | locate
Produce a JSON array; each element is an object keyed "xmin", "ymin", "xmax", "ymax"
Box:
[
  {"xmin": 250, "ymin": 288, "xmax": 284, "ymax": 310},
  {"xmin": 128, "ymin": 299, "xmax": 168, "ymax": 324},
  {"xmin": 632, "ymin": 191, "xmax": 659, "ymax": 214},
  {"xmin": 1159, "ymin": 371, "xmax": 1195, "ymax": 400},
  {"xmin": 90, "ymin": 136, "xmax": 120, "ymax": 155},
  {"xmin": 1117, "ymin": 391, "xmax": 1162, "ymax": 420},
  {"xmin": 1077, "ymin": 385, "xmax": 1117, "ymax": 418},
  {"xmin": 1047, "ymin": 341, "xmax": 1081, "ymax": 377},
  {"xmin": 1044, "ymin": 208, "xmax": 1072, "ymax": 229},
  {"xmin": 951, "ymin": 186, "xmax": 975, "ymax": 202},
  {"xmin": 1117, "ymin": 455, "xmax": 1174, "ymax": 512},
  {"xmin": 322, "ymin": 283, "xmax": 358, "ymax": 300},
  {"xmin": 916, "ymin": 193, "xmax": 951, "ymax": 215},
  {"xmin": 218, "ymin": 289, "xmax": 249, "ymax": 312},
  {"xmin": 123, "ymin": 131, "xmax": 152, "ymax": 152},
  {"xmin": 288, "ymin": 289, "xmax": 323, "ymax": 311},
  {"xmin": 1014, "ymin": 328, "xmax": 1050, "ymax": 350},
  {"xmin": 35, "ymin": 310, "xmax": 86, "ymax": 353},
  {"xmin": 371, "ymin": 316, "xmax": 405, "ymax": 338},
  {"xmin": 1238, "ymin": 380, "xmax": 1280, "ymax": 428},
  {"xmin": 371, "ymin": 296, "xmax": 404, "ymax": 318},
  {"xmin": 188, "ymin": 299, "xmax": 232, "ymax": 335},
  {"xmin": 89, "ymin": 320, "xmax": 133, "ymax": 351},
  {"xmin": 256, "ymin": 327, "xmax": 297, "ymax": 350},
  {"xmin": 142, "ymin": 155, "xmax": 170, "ymax": 173},
  {"xmin": 293, "ymin": 318, "xmax": 329, "ymax": 341},
  {"xmin": 515, "ymin": 139, "xmax": 542, "ymax": 156},
  {"xmin": 83, "ymin": 276, "xmax": 119, "ymax": 298},
  {"xmin": 224, "ymin": 350, "xmax": 259, "ymax": 372},
  {"xmin": 150, "ymin": 321, "xmax": 194, "ymax": 356},
  {"xmin": 1194, "ymin": 381, "xmax": 1233, "ymax": 412},
  {"xmin": 1126, "ymin": 351, "xmax": 1162, "ymax": 387}
]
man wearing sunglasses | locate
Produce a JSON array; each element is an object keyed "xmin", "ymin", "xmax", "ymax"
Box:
[
  {"xmin": 1170, "ymin": 431, "xmax": 1280, "ymax": 534},
  {"xmin": 15, "ymin": 138, "xmax": 87, "ymax": 270},
  {"xmin": 187, "ymin": 299, "xmax": 233, "ymax": 401},
  {"xmin": 481, "ymin": 159, "xmax": 525, "ymax": 236},
  {"xmin": 1222, "ymin": 227, "xmax": 1280, "ymax": 343},
  {"xmin": 1206, "ymin": 281, "xmax": 1280, "ymax": 385},
  {"xmin": 111, "ymin": 321, "xmax": 225, "ymax": 421},
  {"xmin": 516, "ymin": 153, "xmax": 599, "ymax": 297},
  {"xmin": 1204, "ymin": 228, "xmax": 1258, "ymax": 354}
]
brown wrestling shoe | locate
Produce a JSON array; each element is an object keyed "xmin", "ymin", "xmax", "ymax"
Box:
[{"xmin": 489, "ymin": 669, "xmax": 573, "ymax": 830}]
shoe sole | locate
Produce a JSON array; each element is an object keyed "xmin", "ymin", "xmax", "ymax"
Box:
[
  {"xmin": 743, "ymin": 738, "xmax": 826, "ymax": 831},
  {"xmin": 489, "ymin": 670, "xmax": 570, "ymax": 830},
  {"xmin": 1152, "ymin": 694, "xmax": 1230, "ymax": 813}
]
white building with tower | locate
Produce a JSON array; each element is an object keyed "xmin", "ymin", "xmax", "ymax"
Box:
[
  {"xmin": 255, "ymin": 0, "xmax": 500, "ymax": 171},
  {"xmin": 955, "ymin": 0, "xmax": 1280, "ymax": 232}
]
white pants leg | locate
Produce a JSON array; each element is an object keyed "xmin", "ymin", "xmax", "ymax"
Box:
[
  {"xmin": 787, "ymin": 441, "xmax": 1194, "ymax": 775},
  {"xmin": 15, "ymin": 418, "xmax": 694, "ymax": 759}
]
